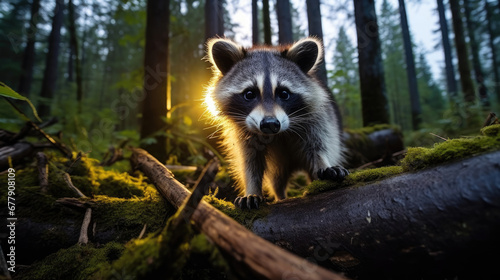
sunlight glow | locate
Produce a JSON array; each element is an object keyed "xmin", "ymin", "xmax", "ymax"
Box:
[{"xmin": 203, "ymin": 84, "xmax": 221, "ymax": 118}]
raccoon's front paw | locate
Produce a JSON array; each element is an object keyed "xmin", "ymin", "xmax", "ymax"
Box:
[
  {"xmin": 234, "ymin": 195, "xmax": 263, "ymax": 209},
  {"xmin": 317, "ymin": 166, "xmax": 349, "ymax": 181}
]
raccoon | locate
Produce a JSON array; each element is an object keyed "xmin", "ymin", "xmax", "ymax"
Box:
[{"xmin": 204, "ymin": 37, "xmax": 349, "ymax": 209}]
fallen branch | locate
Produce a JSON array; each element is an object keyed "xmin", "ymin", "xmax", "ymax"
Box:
[
  {"xmin": 130, "ymin": 148, "xmax": 348, "ymax": 280},
  {"xmin": 62, "ymin": 173, "xmax": 87, "ymax": 198},
  {"xmin": 0, "ymin": 143, "xmax": 33, "ymax": 170},
  {"xmin": 78, "ymin": 208, "xmax": 92, "ymax": 245},
  {"xmin": 61, "ymin": 172, "xmax": 91, "ymax": 245},
  {"xmin": 251, "ymin": 151, "xmax": 500, "ymax": 279}
]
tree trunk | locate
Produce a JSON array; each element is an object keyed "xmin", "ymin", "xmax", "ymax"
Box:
[
  {"xmin": 67, "ymin": 45, "xmax": 74, "ymax": 82},
  {"xmin": 67, "ymin": 0, "xmax": 83, "ymax": 114},
  {"xmin": 306, "ymin": 0, "xmax": 328, "ymax": 87},
  {"xmin": 38, "ymin": 0, "xmax": 64, "ymax": 118},
  {"xmin": 449, "ymin": 0, "xmax": 476, "ymax": 104},
  {"xmin": 17, "ymin": 0, "xmax": 41, "ymax": 97},
  {"xmin": 398, "ymin": 0, "xmax": 421, "ymax": 130},
  {"xmin": 485, "ymin": 0, "xmax": 500, "ymax": 101},
  {"xmin": 437, "ymin": 0, "xmax": 458, "ymax": 99},
  {"xmin": 276, "ymin": 0, "xmax": 293, "ymax": 44},
  {"xmin": 217, "ymin": 0, "xmax": 224, "ymax": 36},
  {"xmin": 205, "ymin": 0, "xmax": 220, "ymax": 40},
  {"xmin": 463, "ymin": 0, "xmax": 489, "ymax": 106},
  {"xmin": 140, "ymin": 0, "xmax": 170, "ymax": 163},
  {"xmin": 252, "ymin": 151, "xmax": 500, "ymax": 279},
  {"xmin": 263, "ymin": 0, "xmax": 272, "ymax": 45},
  {"xmin": 353, "ymin": 0, "xmax": 390, "ymax": 126},
  {"xmin": 252, "ymin": 0, "xmax": 259, "ymax": 45}
]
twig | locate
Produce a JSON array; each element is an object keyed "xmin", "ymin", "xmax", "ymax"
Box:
[
  {"xmin": 78, "ymin": 208, "xmax": 92, "ymax": 245},
  {"xmin": 171, "ymin": 158, "xmax": 219, "ymax": 227},
  {"xmin": 28, "ymin": 121, "xmax": 72, "ymax": 158},
  {"xmin": 61, "ymin": 173, "xmax": 92, "ymax": 245},
  {"xmin": 138, "ymin": 224, "xmax": 147, "ymax": 239},
  {"xmin": 101, "ymin": 147, "xmax": 124, "ymax": 166},
  {"xmin": 62, "ymin": 172, "xmax": 86, "ymax": 198},
  {"xmin": 430, "ymin": 132, "xmax": 448, "ymax": 141},
  {"xmin": 55, "ymin": 197, "xmax": 95, "ymax": 209},
  {"xmin": 482, "ymin": 112, "xmax": 499, "ymax": 127},
  {"xmin": 357, "ymin": 150, "xmax": 407, "ymax": 170}
]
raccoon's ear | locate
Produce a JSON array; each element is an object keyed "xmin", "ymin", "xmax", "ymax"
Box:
[
  {"xmin": 283, "ymin": 38, "xmax": 323, "ymax": 74},
  {"xmin": 207, "ymin": 38, "xmax": 245, "ymax": 75}
]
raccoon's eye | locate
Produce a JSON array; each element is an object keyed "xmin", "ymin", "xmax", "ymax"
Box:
[
  {"xmin": 277, "ymin": 89, "xmax": 290, "ymax": 100},
  {"xmin": 243, "ymin": 90, "xmax": 257, "ymax": 101}
]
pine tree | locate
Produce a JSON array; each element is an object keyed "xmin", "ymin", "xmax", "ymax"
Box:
[
  {"xmin": 379, "ymin": 0, "xmax": 411, "ymax": 131},
  {"xmin": 416, "ymin": 51, "xmax": 446, "ymax": 125},
  {"xmin": 398, "ymin": 0, "xmax": 422, "ymax": 130},
  {"xmin": 463, "ymin": 0, "xmax": 489, "ymax": 106},
  {"xmin": 331, "ymin": 25, "xmax": 361, "ymax": 128},
  {"xmin": 436, "ymin": 0, "xmax": 458, "ymax": 99},
  {"xmin": 449, "ymin": 0, "xmax": 476, "ymax": 104}
]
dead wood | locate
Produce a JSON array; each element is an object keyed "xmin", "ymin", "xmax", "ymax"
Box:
[
  {"xmin": 344, "ymin": 128, "xmax": 404, "ymax": 168},
  {"xmin": 100, "ymin": 146, "xmax": 124, "ymax": 166},
  {"xmin": 28, "ymin": 121, "xmax": 72, "ymax": 158},
  {"xmin": 78, "ymin": 208, "xmax": 92, "ymax": 245},
  {"xmin": 130, "ymin": 148, "xmax": 348, "ymax": 280},
  {"xmin": 251, "ymin": 151, "xmax": 500, "ymax": 279},
  {"xmin": 62, "ymin": 172, "xmax": 87, "ymax": 198},
  {"xmin": 61, "ymin": 172, "xmax": 91, "ymax": 245},
  {"xmin": 55, "ymin": 197, "xmax": 96, "ymax": 209},
  {"xmin": 0, "ymin": 142, "xmax": 33, "ymax": 170}
]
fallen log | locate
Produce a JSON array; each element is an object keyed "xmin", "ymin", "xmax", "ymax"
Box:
[
  {"xmin": 130, "ymin": 148, "xmax": 348, "ymax": 280},
  {"xmin": 251, "ymin": 151, "xmax": 500, "ymax": 279},
  {"xmin": 344, "ymin": 126, "xmax": 404, "ymax": 168}
]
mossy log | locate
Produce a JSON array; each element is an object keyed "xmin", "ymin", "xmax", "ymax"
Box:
[
  {"xmin": 130, "ymin": 148, "xmax": 348, "ymax": 280},
  {"xmin": 344, "ymin": 125, "xmax": 404, "ymax": 168},
  {"xmin": 251, "ymin": 151, "xmax": 500, "ymax": 279}
]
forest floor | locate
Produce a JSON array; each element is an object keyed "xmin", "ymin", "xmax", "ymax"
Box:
[{"xmin": 1, "ymin": 123, "xmax": 499, "ymax": 279}]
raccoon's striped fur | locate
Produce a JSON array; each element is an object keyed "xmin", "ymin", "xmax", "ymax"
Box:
[{"xmin": 204, "ymin": 37, "xmax": 348, "ymax": 209}]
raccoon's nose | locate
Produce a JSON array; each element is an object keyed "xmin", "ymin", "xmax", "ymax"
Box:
[{"xmin": 260, "ymin": 117, "xmax": 281, "ymax": 134}]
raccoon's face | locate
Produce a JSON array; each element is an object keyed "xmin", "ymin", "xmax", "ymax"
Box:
[{"xmin": 206, "ymin": 38, "xmax": 324, "ymax": 135}]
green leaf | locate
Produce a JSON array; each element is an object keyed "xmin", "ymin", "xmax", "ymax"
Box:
[{"xmin": 0, "ymin": 82, "xmax": 42, "ymax": 122}]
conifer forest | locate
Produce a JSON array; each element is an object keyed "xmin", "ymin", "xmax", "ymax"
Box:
[{"xmin": 1, "ymin": 0, "xmax": 500, "ymax": 279}]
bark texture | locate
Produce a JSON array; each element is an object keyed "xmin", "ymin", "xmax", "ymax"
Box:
[
  {"xmin": 354, "ymin": 0, "xmax": 390, "ymax": 126},
  {"xmin": 252, "ymin": 151, "xmax": 500, "ymax": 279}
]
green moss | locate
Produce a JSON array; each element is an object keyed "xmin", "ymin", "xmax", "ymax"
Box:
[
  {"xmin": 481, "ymin": 124, "xmax": 500, "ymax": 137},
  {"xmin": 96, "ymin": 216, "xmax": 230, "ymax": 280},
  {"xmin": 305, "ymin": 126, "xmax": 500, "ymax": 196},
  {"xmin": 304, "ymin": 166, "xmax": 404, "ymax": 196},
  {"xmin": 203, "ymin": 195, "xmax": 269, "ymax": 228},
  {"xmin": 401, "ymin": 132, "xmax": 500, "ymax": 171},
  {"xmin": 92, "ymin": 195, "xmax": 172, "ymax": 242},
  {"xmin": 17, "ymin": 242, "xmax": 124, "ymax": 280},
  {"xmin": 344, "ymin": 123, "xmax": 399, "ymax": 136}
]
